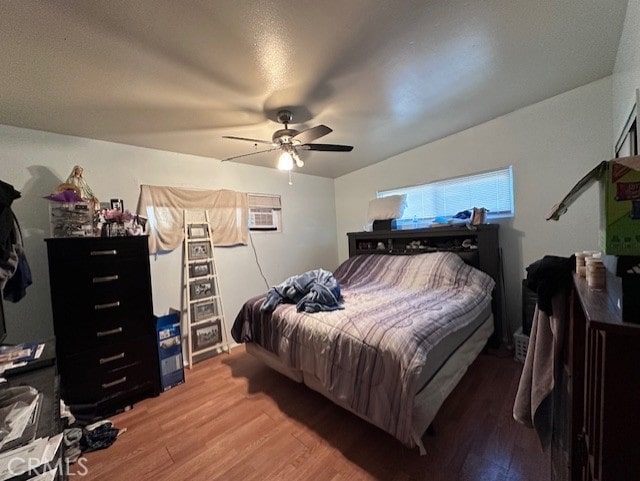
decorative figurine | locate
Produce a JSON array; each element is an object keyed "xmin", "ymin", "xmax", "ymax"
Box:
[{"xmin": 66, "ymin": 165, "xmax": 99, "ymax": 210}]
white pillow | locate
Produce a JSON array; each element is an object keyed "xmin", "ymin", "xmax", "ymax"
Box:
[{"xmin": 367, "ymin": 195, "xmax": 407, "ymax": 220}]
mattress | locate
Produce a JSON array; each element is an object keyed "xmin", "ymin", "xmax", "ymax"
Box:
[
  {"xmin": 246, "ymin": 303, "xmax": 491, "ymax": 395},
  {"xmin": 415, "ymin": 302, "xmax": 491, "ymax": 392},
  {"xmin": 246, "ymin": 313, "xmax": 494, "ymax": 453}
]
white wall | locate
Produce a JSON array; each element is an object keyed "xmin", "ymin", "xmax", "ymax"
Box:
[
  {"xmin": 613, "ymin": 0, "xmax": 640, "ymax": 141},
  {"xmin": 335, "ymin": 78, "xmax": 613, "ymax": 339},
  {"xmin": 1, "ymin": 125, "xmax": 338, "ymax": 344}
]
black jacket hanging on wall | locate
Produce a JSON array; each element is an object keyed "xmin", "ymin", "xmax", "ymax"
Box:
[
  {"xmin": 0, "ymin": 180, "xmax": 32, "ymax": 301},
  {"xmin": 0, "ymin": 180, "xmax": 21, "ymax": 261},
  {"xmin": 3, "ymin": 213, "xmax": 32, "ymax": 302}
]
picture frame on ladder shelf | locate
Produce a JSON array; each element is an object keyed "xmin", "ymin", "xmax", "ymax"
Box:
[
  {"xmin": 188, "ymin": 224, "xmax": 208, "ymax": 239},
  {"xmin": 188, "ymin": 241, "xmax": 211, "ymax": 260},
  {"xmin": 192, "ymin": 319, "xmax": 221, "ymax": 351},
  {"xmin": 189, "ymin": 280, "xmax": 214, "ymax": 300},
  {"xmin": 191, "ymin": 301, "xmax": 217, "ymax": 322},
  {"xmin": 189, "ymin": 261, "xmax": 212, "ymax": 278}
]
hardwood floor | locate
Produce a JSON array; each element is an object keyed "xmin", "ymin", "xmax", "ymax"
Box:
[{"xmin": 73, "ymin": 346, "xmax": 549, "ymax": 481}]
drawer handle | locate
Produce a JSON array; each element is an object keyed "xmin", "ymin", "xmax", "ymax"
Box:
[
  {"xmin": 99, "ymin": 352, "xmax": 125, "ymax": 365},
  {"xmin": 93, "ymin": 275, "xmax": 119, "ymax": 284},
  {"xmin": 96, "ymin": 327, "xmax": 123, "ymax": 337},
  {"xmin": 102, "ymin": 376, "xmax": 127, "ymax": 389},
  {"xmin": 91, "ymin": 249, "xmax": 118, "ymax": 256},
  {"xmin": 94, "ymin": 301, "xmax": 120, "ymax": 310}
]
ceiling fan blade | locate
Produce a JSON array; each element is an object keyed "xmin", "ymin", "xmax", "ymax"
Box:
[
  {"xmin": 292, "ymin": 125, "xmax": 332, "ymax": 144},
  {"xmin": 222, "ymin": 135, "xmax": 273, "ymax": 145},
  {"xmin": 222, "ymin": 147, "xmax": 279, "ymax": 161},
  {"xmin": 299, "ymin": 143, "xmax": 354, "ymax": 152}
]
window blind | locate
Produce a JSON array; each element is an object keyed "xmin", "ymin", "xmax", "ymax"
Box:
[{"xmin": 378, "ymin": 167, "xmax": 514, "ymax": 221}]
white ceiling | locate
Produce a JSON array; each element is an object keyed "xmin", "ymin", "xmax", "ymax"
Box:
[{"xmin": 0, "ymin": 1, "xmax": 628, "ymax": 178}]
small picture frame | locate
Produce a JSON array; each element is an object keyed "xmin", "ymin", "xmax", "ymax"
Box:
[
  {"xmin": 191, "ymin": 301, "xmax": 217, "ymax": 322},
  {"xmin": 192, "ymin": 319, "xmax": 222, "ymax": 351},
  {"xmin": 188, "ymin": 224, "xmax": 208, "ymax": 239},
  {"xmin": 159, "ymin": 335, "xmax": 181, "ymax": 350},
  {"xmin": 188, "ymin": 241, "xmax": 211, "ymax": 260},
  {"xmin": 189, "ymin": 279, "xmax": 214, "ymax": 300},
  {"xmin": 110, "ymin": 198, "xmax": 124, "ymax": 211},
  {"xmin": 189, "ymin": 261, "xmax": 212, "ymax": 278}
]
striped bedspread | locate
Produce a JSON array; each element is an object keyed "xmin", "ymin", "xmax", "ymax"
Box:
[{"xmin": 232, "ymin": 251, "xmax": 495, "ymax": 448}]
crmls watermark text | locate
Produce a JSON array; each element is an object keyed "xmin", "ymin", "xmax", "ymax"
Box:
[{"xmin": 7, "ymin": 456, "xmax": 89, "ymax": 477}]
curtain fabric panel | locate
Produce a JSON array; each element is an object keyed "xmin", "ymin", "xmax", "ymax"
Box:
[{"xmin": 138, "ymin": 185, "xmax": 248, "ymax": 254}]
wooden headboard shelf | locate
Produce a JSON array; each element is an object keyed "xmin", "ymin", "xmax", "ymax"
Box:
[{"xmin": 347, "ymin": 224, "xmax": 502, "ymax": 346}]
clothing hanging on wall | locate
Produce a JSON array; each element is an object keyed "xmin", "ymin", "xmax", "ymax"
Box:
[
  {"xmin": 137, "ymin": 185, "xmax": 248, "ymax": 254},
  {"xmin": 0, "ymin": 180, "xmax": 21, "ymax": 262},
  {"xmin": 0, "ymin": 180, "xmax": 33, "ymax": 301},
  {"xmin": 4, "ymin": 213, "xmax": 33, "ymax": 302}
]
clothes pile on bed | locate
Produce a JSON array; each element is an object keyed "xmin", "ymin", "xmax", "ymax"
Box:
[
  {"xmin": 260, "ymin": 268, "xmax": 344, "ymax": 313},
  {"xmin": 232, "ymin": 251, "xmax": 495, "ymax": 452}
]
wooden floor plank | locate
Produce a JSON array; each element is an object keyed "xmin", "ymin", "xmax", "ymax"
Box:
[{"xmin": 73, "ymin": 346, "xmax": 549, "ymax": 480}]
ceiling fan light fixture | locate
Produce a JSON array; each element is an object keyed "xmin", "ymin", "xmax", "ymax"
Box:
[
  {"xmin": 278, "ymin": 151, "xmax": 294, "ymax": 171},
  {"xmin": 292, "ymin": 150, "xmax": 304, "ymax": 168},
  {"xmin": 222, "ymin": 107, "xmax": 353, "ymax": 169}
]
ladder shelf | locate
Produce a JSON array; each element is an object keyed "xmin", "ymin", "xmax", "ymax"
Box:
[{"xmin": 182, "ymin": 211, "xmax": 230, "ymax": 368}]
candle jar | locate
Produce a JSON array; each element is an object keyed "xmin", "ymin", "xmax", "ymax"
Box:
[
  {"xmin": 586, "ymin": 258, "xmax": 606, "ymax": 289},
  {"xmin": 576, "ymin": 252, "xmax": 587, "ymax": 277}
]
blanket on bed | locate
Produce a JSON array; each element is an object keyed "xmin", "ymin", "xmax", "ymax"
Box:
[{"xmin": 232, "ymin": 252, "xmax": 495, "ymax": 451}]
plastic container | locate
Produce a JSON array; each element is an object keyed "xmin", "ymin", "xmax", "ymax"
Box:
[
  {"xmin": 514, "ymin": 327, "xmax": 529, "ymax": 363},
  {"xmin": 49, "ymin": 201, "xmax": 94, "ymax": 237}
]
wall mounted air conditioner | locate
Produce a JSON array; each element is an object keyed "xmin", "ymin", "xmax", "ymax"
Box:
[{"xmin": 249, "ymin": 208, "xmax": 278, "ymax": 230}]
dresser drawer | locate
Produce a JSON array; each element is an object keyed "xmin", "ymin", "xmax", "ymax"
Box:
[
  {"xmin": 67, "ymin": 382, "xmax": 158, "ymax": 422},
  {"xmin": 74, "ymin": 254, "xmax": 149, "ymax": 290},
  {"xmin": 59, "ymin": 338, "xmax": 159, "ymax": 403},
  {"xmin": 59, "ymin": 337, "xmax": 154, "ymax": 376},
  {"xmin": 49, "ymin": 260, "xmax": 151, "ymax": 314},
  {"xmin": 60, "ymin": 354, "xmax": 156, "ymax": 404},
  {"xmin": 52, "ymin": 281, "xmax": 152, "ymax": 325},
  {"xmin": 46, "ymin": 236, "xmax": 149, "ymax": 264},
  {"xmin": 51, "ymin": 291, "xmax": 151, "ymax": 330},
  {"xmin": 55, "ymin": 313, "xmax": 154, "ymax": 356}
]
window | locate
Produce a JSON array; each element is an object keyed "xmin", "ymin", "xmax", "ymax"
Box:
[
  {"xmin": 248, "ymin": 193, "xmax": 282, "ymax": 231},
  {"xmin": 615, "ymin": 90, "xmax": 638, "ymax": 157},
  {"xmin": 378, "ymin": 166, "xmax": 514, "ymax": 225}
]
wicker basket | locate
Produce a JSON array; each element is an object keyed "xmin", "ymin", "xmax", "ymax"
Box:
[{"xmin": 514, "ymin": 327, "xmax": 530, "ymax": 363}]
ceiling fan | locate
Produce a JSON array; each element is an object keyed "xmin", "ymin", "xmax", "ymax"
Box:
[{"xmin": 222, "ymin": 109, "xmax": 353, "ymax": 170}]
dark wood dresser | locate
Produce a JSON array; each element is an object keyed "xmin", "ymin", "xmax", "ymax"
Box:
[
  {"xmin": 45, "ymin": 236, "xmax": 160, "ymax": 421},
  {"xmin": 565, "ymin": 273, "xmax": 640, "ymax": 480}
]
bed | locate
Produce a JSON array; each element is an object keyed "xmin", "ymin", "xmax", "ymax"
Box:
[{"xmin": 231, "ymin": 249, "xmax": 496, "ymax": 454}]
